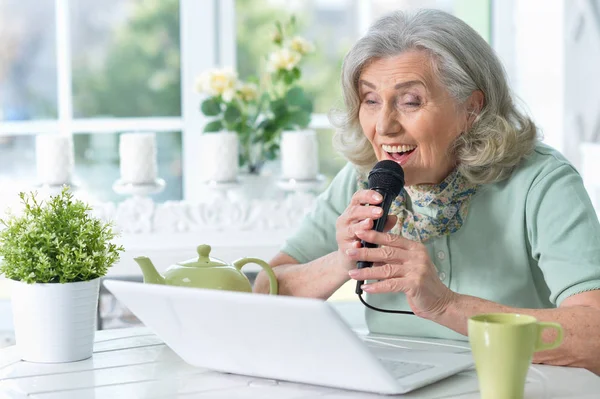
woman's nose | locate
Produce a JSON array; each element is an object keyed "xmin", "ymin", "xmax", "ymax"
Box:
[{"xmin": 375, "ymin": 106, "xmax": 401, "ymax": 136}]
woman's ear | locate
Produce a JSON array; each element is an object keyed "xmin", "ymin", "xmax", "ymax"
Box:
[{"xmin": 466, "ymin": 90, "xmax": 485, "ymax": 128}]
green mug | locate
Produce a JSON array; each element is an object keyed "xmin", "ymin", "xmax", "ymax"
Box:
[{"xmin": 468, "ymin": 313, "xmax": 563, "ymax": 399}]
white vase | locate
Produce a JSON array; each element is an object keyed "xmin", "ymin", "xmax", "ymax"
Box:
[
  {"xmin": 11, "ymin": 278, "xmax": 100, "ymax": 363},
  {"xmin": 199, "ymin": 132, "xmax": 239, "ymax": 182},
  {"xmin": 35, "ymin": 134, "xmax": 74, "ymax": 186},
  {"xmin": 280, "ymin": 130, "xmax": 319, "ymax": 180}
]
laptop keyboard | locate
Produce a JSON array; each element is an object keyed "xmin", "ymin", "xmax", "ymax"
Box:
[{"xmin": 377, "ymin": 358, "xmax": 435, "ymax": 379}]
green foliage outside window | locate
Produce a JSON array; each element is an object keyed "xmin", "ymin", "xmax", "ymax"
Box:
[
  {"xmin": 69, "ymin": 0, "xmax": 182, "ymax": 201},
  {"xmin": 72, "ymin": 0, "xmax": 181, "ymax": 118}
]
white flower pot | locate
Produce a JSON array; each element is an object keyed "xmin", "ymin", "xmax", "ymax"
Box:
[
  {"xmin": 199, "ymin": 132, "xmax": 239, "ymax": 182},
  {"xmin": 280, "ymin": 130, "xmax": 319, "ymax": 180},
  {"xmin": 11, "ymin": 278, "xmax": 100, "ymax": 363}
]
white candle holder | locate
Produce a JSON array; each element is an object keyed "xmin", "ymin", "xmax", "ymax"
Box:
[
  {"xmin": 118, "ymin": 132, "xmax": 158, "ymax": 184},
  {"xmin": 114, "ymin": 132, "xmax": 165, "ymax": 197},
  {"xmin": 278, "ymin": 129, "xmax": 325, "ymax": 192},
  {"xmin": 35, "ymin": 134, "xmax": 74, "ymax": 187},
  {"xmin": 280, "ymin": 130, "xmax": 319, "ymax": 181},
  {"xmin": 199, "ymin": 132, "xmax": 239, "ymax": 184}
]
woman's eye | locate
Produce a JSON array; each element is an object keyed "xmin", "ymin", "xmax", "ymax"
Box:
[
  {"xmin": 362, "ymin": 97, "xmax": 379, "ymax": 105},
  {"xmin": 401, "ymin": 96, "xmax": 422, "ymax": 107}
]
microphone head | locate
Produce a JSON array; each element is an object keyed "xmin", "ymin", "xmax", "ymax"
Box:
[{"xmin": 368, "ymin": 160, "xmax": 405, "ymax": 196}]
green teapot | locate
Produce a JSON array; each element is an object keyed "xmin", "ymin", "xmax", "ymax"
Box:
[{"xmin": 134, "ymin": 244, "xmax": 278, "ymax": 295}]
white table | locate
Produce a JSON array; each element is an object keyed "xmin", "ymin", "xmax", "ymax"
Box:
[{"xmin": 1, "ymin": 304, "xmax": 599, "ymax": 399}]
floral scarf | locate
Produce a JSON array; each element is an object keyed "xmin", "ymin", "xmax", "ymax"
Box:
[{"xmin": 358, "ymin": 169, "xmax": 479, "ymax": 242}]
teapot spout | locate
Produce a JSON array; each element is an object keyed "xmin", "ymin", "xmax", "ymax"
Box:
[{"xmin": 134, "ymin": 256, "xmax": 165, "ymax": 285}]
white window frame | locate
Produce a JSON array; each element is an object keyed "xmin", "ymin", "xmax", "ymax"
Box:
[
  {"xmin": 0, "ymin": 0, "xmax": 335, "ymax": 203},
  {"xmin": 2, "ymin": 0, "xmax": 503, "ymax": 202},
  {"xmin": 0, "ymin": 0, "xmax": 187, "ymax": 136},
  {"xmin": 0, "ymin": 0, "xmax": 211, "ymax": 201}
]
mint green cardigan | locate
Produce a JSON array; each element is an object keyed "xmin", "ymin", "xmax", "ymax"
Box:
[{"xmin": 281, "ymin": 144, "xmax": 600, "ymax": 340}]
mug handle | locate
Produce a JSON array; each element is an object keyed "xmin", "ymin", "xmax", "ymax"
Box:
[
  {"xmin": 233, "ymin": 258, "xmax": 278, "ymax": 295},
  {"xmin": 534, "ymin": 322, "xmax": 564, "ymax": 351}
]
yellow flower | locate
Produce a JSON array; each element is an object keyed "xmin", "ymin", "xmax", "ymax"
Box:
[
  {"xmin": 237, "ymin": 82, "xmax": 258, "ymax": 102},
  {"xmin": 194, "ymin": 67, "xmax": 238, "ymax": 97},
  {"xmin": 289, "ymin": 36, "xmax": 314, "ymax": 55},
  {"xmin": 267, "ymin": 48, "xmax": 301, "ymax": 72}
]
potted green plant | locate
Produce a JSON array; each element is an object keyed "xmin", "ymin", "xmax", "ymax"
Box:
[
  {"xmin": 195, "ymin": 15, "xmax": 314, "ymax": 177},
  {"xmin": 0, "ymin": 187, "xmax": 124, "ymax": 363}
]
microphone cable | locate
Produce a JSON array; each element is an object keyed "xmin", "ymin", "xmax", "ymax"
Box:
[{"xmin": 358, "ymin": 292, "xmax": 415, "ymax": 315}]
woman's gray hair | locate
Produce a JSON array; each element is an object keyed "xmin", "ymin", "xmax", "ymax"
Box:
[{"xmin": 331, "ymin": 9, "xmax": 537, "ymax": 184}]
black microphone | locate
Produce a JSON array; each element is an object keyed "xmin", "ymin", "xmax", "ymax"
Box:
[{"xmin": 355, "ymin": 160, "xmax": 405, "ymax": 295}]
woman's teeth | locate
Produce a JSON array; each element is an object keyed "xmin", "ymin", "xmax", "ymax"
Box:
[{"xmin": 382, "ymin": 144, "xmax": 417, "ymax": 153}]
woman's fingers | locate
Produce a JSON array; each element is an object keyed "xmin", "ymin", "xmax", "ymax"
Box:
[
  {"xmin": 336, "ymin": 205, "xmax": 383, "ymax": 234},
  {"xmin": 355, "ymin": 230, "xmax": 419, "ymax": 250},
  {"xmin": 350, "ymin": 189, "xmax": 384, "ymax": 206},
  {"xmin": 344, "ymin": 189, "xmax": 385, "ymax": 224},
  {"xmin": 347, "ymin": 217, "xmax": 372, "ymax": 237},
  {"xmin": 345, "ymin": 243, "xmax": 412, "ymax": 264},
  {"xmin": 360, "ymin": 278, "xmax": 408, "ymax": 294},
  {"xmin": 346, "ymin": 203, "xmax": 384, "ymax": 223},
  {"xmin": 345, "ymin": 236, "xmax": 455, "ymax": 319},
  {"xmin": 348, "ymin": 263, "xmax": 408, "ymax": 280},
  {"xmin": 337, "ymin": 190, "xmax": 402, "ymax": 267},
  {"xmin": 338, "ymin": 190, "xmax": 398, "ymax": 241},
  {"xmin": 342, "ymin": 214, "xmax": 398, "ymax": 248}
]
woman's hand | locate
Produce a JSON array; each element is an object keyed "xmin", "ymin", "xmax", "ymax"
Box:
[
  {"xmin": 335, "ymin": 190, "xmax": 397, "ymax": 272},
  {"xmin": 346, "ymin": 229, "xmax": 457, "ymax": 320}
]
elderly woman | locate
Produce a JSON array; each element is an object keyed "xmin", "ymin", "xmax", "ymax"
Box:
[{"xmin": 254, "ymin": 9, "xmax": 600, "ymax": 373}]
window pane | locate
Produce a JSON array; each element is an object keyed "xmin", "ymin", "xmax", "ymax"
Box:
[
  {"xmin": 0, "ymin": 1, "xmax": 57, "ymax": 121},
  {"xmin": 236, "ymin": 0, "xmax": 360, "ymax": 114},
  {"xmin": 0, "ymin": 135, "xmax": 36, "ymax": 187},
  {"xmin": 370, "ymin": 0, "xmax": 491, "ymax": 42},
  {"xmin": 71, "ymin": 0, "xmax": 181, "ymax": 118},
  {"xmin": 0, "ymin": 132, "xmax": 182, "ymax": 204},
  {"xmin": 73, "ymin": 132, "xmax": 183, "ymax": 203}
]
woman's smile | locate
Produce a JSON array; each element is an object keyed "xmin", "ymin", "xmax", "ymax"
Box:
[{"xmin": 381, "ymin": 143, "xmax": 417, "ymax": 166}]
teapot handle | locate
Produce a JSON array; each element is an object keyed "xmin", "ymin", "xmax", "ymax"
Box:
[{"xmin": 233, "ymin": 258, "xmax": 278, "ymax": 295}]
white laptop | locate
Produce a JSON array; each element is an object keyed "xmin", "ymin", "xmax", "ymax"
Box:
[{"xmin": 103, "ymin": 280, "xmax": 473, "ymax": 395}]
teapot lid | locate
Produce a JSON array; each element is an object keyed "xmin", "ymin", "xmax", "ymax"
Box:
[{"xmin": 177, "ymin": 244, "xmax": 228, "ymax": 268}]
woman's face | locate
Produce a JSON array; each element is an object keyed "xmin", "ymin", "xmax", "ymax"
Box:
[{"xmin": 358, "ymin": 51, "xmax": 475, "ymax": 186}]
